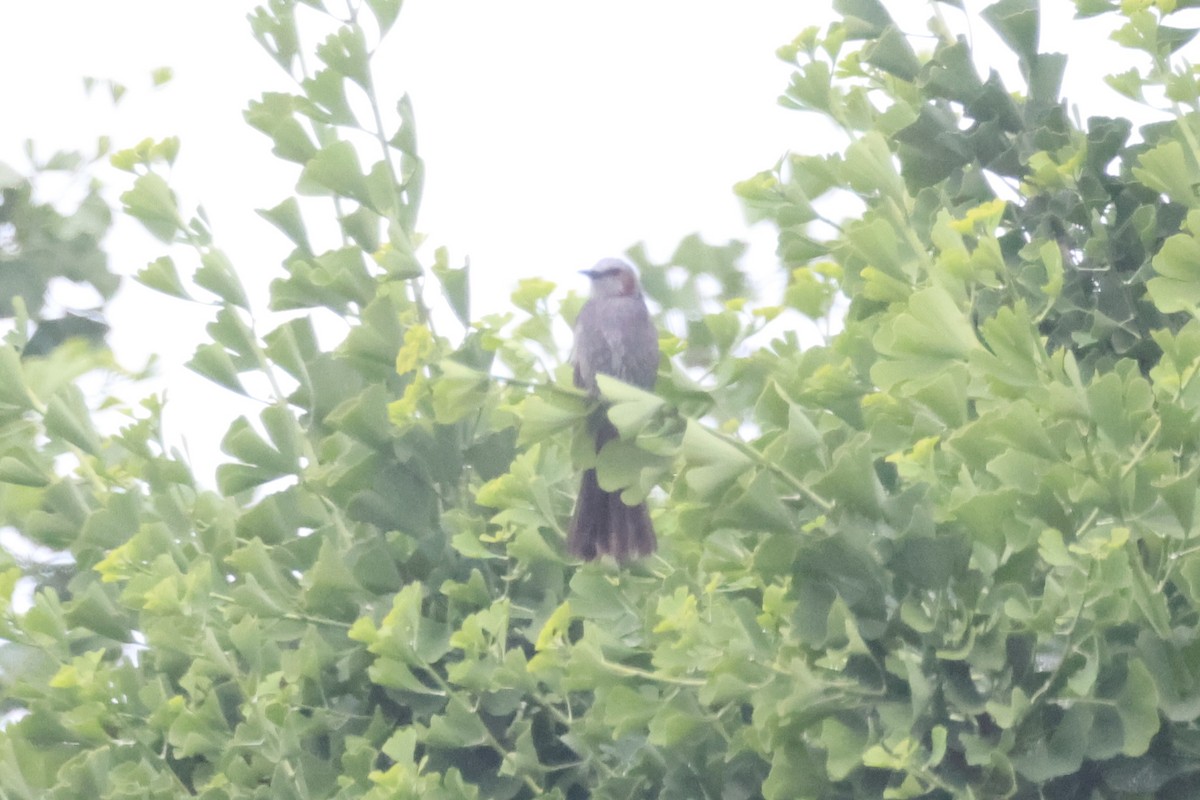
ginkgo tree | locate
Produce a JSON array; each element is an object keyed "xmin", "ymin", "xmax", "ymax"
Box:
[{"xmin": 3, "ymin": 0, "xmax": 1200, "ymax": 798}]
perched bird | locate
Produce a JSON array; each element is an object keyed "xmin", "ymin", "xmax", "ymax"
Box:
[{"xmin": 568, "ymin": 258, "xmax": 660, "ymax": 562}]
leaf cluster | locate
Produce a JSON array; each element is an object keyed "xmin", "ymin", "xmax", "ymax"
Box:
[{"xmin": 0, "ymin": 148, "xmax": 117, "ymax": 355}]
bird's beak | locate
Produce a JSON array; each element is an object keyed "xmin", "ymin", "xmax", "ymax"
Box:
[{"xmin": 579, "ymin": 269, "xmax": 596, "ymax": 278}]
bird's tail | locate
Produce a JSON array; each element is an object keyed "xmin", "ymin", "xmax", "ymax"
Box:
[
  {"xmin": 568, "ymin": 468, "xmax": 656, "ymax": 562},
  {"xmin": 567, "ymin": 414, "xmax": 656, "ymax": 562}
]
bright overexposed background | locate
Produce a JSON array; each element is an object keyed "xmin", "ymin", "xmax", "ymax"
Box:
[{"xmin": 0, "ymin": 2, "xmax": 1163, "ymax": 482}]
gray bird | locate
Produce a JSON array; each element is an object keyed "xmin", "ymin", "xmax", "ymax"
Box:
[{"xmin": 569, "ymin": 258, "xmax": 660, "ymax": 562}]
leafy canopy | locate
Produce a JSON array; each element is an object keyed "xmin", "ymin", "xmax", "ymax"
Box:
[{"xmin": 4, "ymin": 1, "xmax": 1200, "ymax": 798}]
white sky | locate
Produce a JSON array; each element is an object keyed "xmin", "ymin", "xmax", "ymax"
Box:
[{"xmin": 0, "ymin": 1, "xmax": 1168, "ymax": 482}]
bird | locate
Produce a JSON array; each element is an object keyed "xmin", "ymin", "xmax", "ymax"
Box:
[{"xmin": 568, "ymin": 258, "xmax": 660, "ymax": 562}]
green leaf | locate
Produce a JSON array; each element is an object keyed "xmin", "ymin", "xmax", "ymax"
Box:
[
  {"xmin": 1129, "ymin": 550, "xmax": 1172, "ymax": 638},
  {"xmin": 1087, "ymin": 369, "xmax": 1151, "ymax": 449},
  {"xmin": 843, "ymin": 131, "xmax": 906, "ymax": 203},
  {"xmin": 370, "ymin": 657, "xmax": 443, "ymax": 695},
  {"xmin": 923, "ymin": 38, "xmax": 984, "ymax": 104},
  {"xmin": 263, "ymin": 316, "xmax": 319, "ymax": 384},
  {"xmin": 534, "ymin": 601, "xmax": 572, "ymax": 651},
  {"xmin": 0, "ymin": 454, "xmax": 51, "ymax": 487},
  {"xmin": 374, "ymin": 243, "xmax": 422, "ymax": 279},
  {"xmin": 195, "ymin": 249, "xmax": 250, "ymax": 309},
  {"xmin": 206, "ymin": 306, "xmax": 257, "ymax": 364},
  {"xmin": 248, "ymin": 4, "xmax": 299, "ymax": 71},
  {"xmin": 511, "ymin": 277, "xmax": 555, "ymax": 314},
  {"xmin": 813, "ymin": 434, "xmax": 883, "ymax": 516},
  {"xmin": 1160, "ymin": 26, "xmax": 1200, "ymax": 55},
  {"xmin": 366, "ymin": 0, "xmax": 404, "ymax": 36},
  {"xmin": 1137, "ymin": 632, "xmax": 1200, "ymax": 723},
  {"xmin": 595, "ymin": 437, "xmax": 671, "ymax": 504},
  {"xmin": 298, "ymin": 140, "xmax": 369, "ymax": 203},
  {"xmin": 187, "ymin": 342, "xmax": 246, "ymax": 394},
  {"xmin": 363, "ymin": 160, "xmax": 398, "ymax": 219},
  {"xmin": 135, "ymin": 256, "xmax": 192, "ymax": 300},
  {"xmin": 432, "ymin": 247, "xmax": 470, "ymax": 327},
  {"xmin": 604, "ymin": 388, "xmax": 666, "ymax": 440},
  {"xmin": 1110, "ymin": 659, "xmax": 1160, "ymax": 756},
  {"xmin": 845, "ymin": 216, "xmax": 916, "ymax": 285},
  {"xmin": 594, "ymin": 374, "xmax": 660, "ymax": 406},
  {"xmin": 44, "ymin": 386, "xmax": 101, "ymax": 454},
  {"xmin": 391, "ymin": 93, "xmax": 419, "ymax": 157},
  {"xmin": 894, "ymin": 285, "xmax": 978, "ymax": 358},
  {"xmin": 1037, "ymin": 528, "xmax": 1073, "ymax": 567},
  {"xmin": 1075, "ymin": 0, "xmax": 1117, "ymax": 16},
  {"xmin": 216, "ymin": 462, "xmax": 283, "ymax": 495},
  {"xmin": 109, "ymin": 136, "xmax": 178, "ymax": 171},
  {"xmin": 601, "ymin": 685, "xmax": 659, "ymax": 737},
  {"xmin": 982, "ymin": 0, "xmax": 1039, "ymax": 65},
  {"xmin": 516, "ymin": 391, "xmax": 589, "ymax": 445},
  {"xmin": 303, "ymin": 537, "xmax": 362, "ymax": 618},
  {"xmin": 1106, "ymin": 69, "xmax": 1145, "ymax": 102},
  {"xmin": 339, "ymin": 205, "xmax": 381, "ymax": 252},
  {"xmin": 1013, "ymin": 704, "xmax": 1089, "ymax": 781},
  {"xmin": 425, "ymin": 699, "xmax": 489, "ymax": 748},
  {"xmin": 1038, "ymin": 239, "xmax": 1063, "ymax": 298},
  {"xmin": 647, "ymin": 694, "xmax": 703, "ymax": 747},
  {"xmin": 1149, "ymin": 232, "xmax": 1200, "ymax": 314},
  {"xmin": 257, "ymin": 197, "xmax": 312, "ymax": 253},
  {"xmin": 329, "ymin": 384, "xmax": 394, "ymax": 445},
  {"xmin": 221, "ymin": 415, "xmax": 297, "ymax": 474},
  {"xmin": 681, "ymin": 422, "xmax": 753, "ymax": 496},
  {"xmin": 895, "ymin": 105, "xmax": 972, "ymax": 187},
  {"xmin": 301, "ymin": 68, "xmax": 356, "ymax": 126},
  {"xmin": 862, "ymin": 25, "xmax": 919, "ymax": 81},
  {"xmin": 316, "ymin": 25, "xmax": 370, "ymax": 89},
  {"xmin": 820, "ymin": 717, "xmax": 868, "ymax": 780},
  {"xmin": 833, "ymin": 0, "xmax": 893, "ymax": 38},
  {"xmin": 244, "ymin": 93, "xmax": 318, "ymax": 163},
  {"xmin": 720, "ymin": 471, "xmax": 796, "ymax": 534},
  {"xmin": 782, "ymin": 60, "xmax": 833, "ymax": 113},
  {"xmin": 272, "ymin": 247, "xmax": 375, "ymax": 312},
  {"xmin": 120, "ymin": 172, "xmax": 181, "ymax": 243},
  {"xmin": 1133, "ymin": 139, "xmax": 1200, "ymax": 207},
  {"xmin": 431, "ymin": 360, "xmax": 491, "ymax": 425},
  {"xmin": 786, "ymin": 266, "xmax": 837, "ymax": 318},
  {"xmin": 0, "ymin": 346, "xmax": 37, "ymax": 410},
  {"xmin": 763, "ymin": 746, "xmax": 825, "ymax": 800}
]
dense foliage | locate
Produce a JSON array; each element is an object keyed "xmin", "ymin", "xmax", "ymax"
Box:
[
  {"xmin": 0, "ymin": 146, "xmax": 116, "ymax": 355},
  {"xmin": 4, "ymin": 0, "xmax": 1200, "ymax": 797}
]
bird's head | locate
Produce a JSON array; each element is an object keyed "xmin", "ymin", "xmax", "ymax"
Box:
[{"xmin": 580, "ymin": 258, "xmax": 642, "ymax": 299}]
